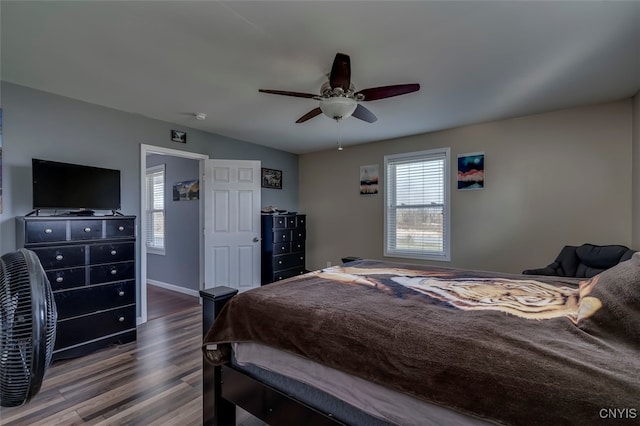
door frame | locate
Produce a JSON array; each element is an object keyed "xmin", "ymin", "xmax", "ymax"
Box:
[{"xmin": 139, "ymin": 144, "xmax": 209, "ymax": 324}]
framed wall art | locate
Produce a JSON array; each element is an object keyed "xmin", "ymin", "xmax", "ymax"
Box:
[
  {"xmin": 173, "ymin": 179, "xmax": 199, "ymax": 200},
  {"xmin": 0, "ymin": 108, "xmax": 3, "ymax": 213},
  {"xmin": 261, "ymin": 168, "xmax": 282, "ymax": 189},
  {"xmin": 171, "ymin": 129, "xmax": 187, "ymax": 144},
  {"xmin": 457, "ymin": 152, "xmax": 484, "ymax": 190},
  {"xmin": 360, "ymin": 164, "xmax": 379, "ymax": 195}
]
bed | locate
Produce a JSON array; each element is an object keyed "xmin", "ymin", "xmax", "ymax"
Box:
[{"xmin": 200, "ymin": 257, "xmax": 640, "ymax": 425}]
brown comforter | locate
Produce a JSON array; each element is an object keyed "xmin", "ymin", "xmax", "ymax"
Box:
[{"xmin": 203, "ymin": 257, "xmax": 640, "ymax": 425}]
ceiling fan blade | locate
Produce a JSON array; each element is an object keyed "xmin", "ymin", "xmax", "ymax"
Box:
[
  {"xmin": 296, "ymin": 107, "xmax": 322, "ymax": 123},
  {"xmin": 356, "ymin": 83, "xmax": 420, "ymax": 101},
  {"xmin": 329, "ymin": 53, "xmax": 351, "ymax": 92},
  {"xmin": 259, "ymin": 89, "xmax": 317, "ymax": 99},
  {"xmin": 352, "ymin": 104, "xmax": 377, "ymax": 123}
]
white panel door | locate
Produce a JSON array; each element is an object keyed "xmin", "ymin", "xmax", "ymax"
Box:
[{"xmin": 204, "ymin": 160, "xmax": 261, "ymax": 292}]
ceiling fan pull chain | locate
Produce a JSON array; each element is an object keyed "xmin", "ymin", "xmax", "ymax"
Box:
[{"xmin": 336, "ymin": 119, "xmax": 343, "ymax": 151}]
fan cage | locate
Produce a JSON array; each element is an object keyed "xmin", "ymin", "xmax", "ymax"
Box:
[{"xmin": 0, "ymin": 249, "xmax": 57, "ymax": 407}]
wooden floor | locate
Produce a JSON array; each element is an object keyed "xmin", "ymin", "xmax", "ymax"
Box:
[
  {"xmin": 1, "ymin": 303, "xmax": 203, "ymax": 425},
  {"xmin": 147, "ymin": 284, "xmax": 200, "ymax": 320},
  {"xmin": 1, "ymin": 287, "xmax": 264, "ymax": 426}
]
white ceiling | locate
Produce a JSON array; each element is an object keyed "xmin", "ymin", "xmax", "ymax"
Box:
[{"xmin": 2, "ymin": 1, "xmax": 639, "ymax": 154}]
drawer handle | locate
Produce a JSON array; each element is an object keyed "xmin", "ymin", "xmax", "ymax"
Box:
[
  {"xmin": 118, "ymin": 316, "xmax": 125, "ymax": 322},
  {"xmin": 84, "ymin": 227, "xmax": 92, "ymax": 233},
  {"xmin": 118, "ymin": 291, "xmax": 125, "ymax": 296},
  {"xmin": 118, "ymin": 226, "xmax": 125, "ymax": 231},
  {"xmin": 111, "ymin": 269, "xmax": 117, "ymax": 275},
  {"xmin": 56, "ymin": 277, "xmax": 63, "ymax": 283},
  {"xmin": 111, "ymin": 250, "xmax": 117, "ymax": 256},
  {"xmin": 300, "ymin": 256, "xmax": 304, "ymax": 260},
  {"xmin": 282, "ymin": 235, "xmax": 286, "ymax": 240},
  {"xmin": 281, "ymin": 246, "xmax": 285, "ymax": 250},
  {"xmin": 44, "ymin": 228, "xmax": 53, "ymax": 234},
  {"xmin": 278, "ymin": 260, "xmax": 283, "ymax": 264},
  {"xmin": 55, "ymin": 254, "xmax": 63, "ymax": 261}
]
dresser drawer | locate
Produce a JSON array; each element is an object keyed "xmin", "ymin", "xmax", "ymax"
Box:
[
  {"xmin": 54, "ymin": 281, "xmax": 135, "ymax": 319},
  {"xmin": 273, "ymin": 252, "xmax": 305, "ymax": 271},
  {"xmin": 90, "ymin": 261, "xmax": 135, "ymax": 284},
  {"xmin": 32, "ymin": 245, "xmax": 86, "ymax": 269},
  {"xmin": 272, "ymin": 266, "xmax": 306, "ymax": 282},
  {"xmin": 54, "ymin": 304, "xmax": 136, "ymax": 350},
  {"xmin": 90, "ymin": 242, "xmax": 135, "ymax": 264},
  {"xmin": 273, "ymin": 230, "xmax": 292, "ymax": 243},
  {"xmin": 106, "ymin": 219, "xmax": 135, "ymax": 238},
  {"xmin": 296, "ymin": 215, "xmax": 306, "ymax": 228},
  {"xmin": 70, "ymin": 220, "xmax": 103, "ymax": 240},
  {"xmin": 291, "ymin": 240, "xmax": 305, "ymax": 253},
  {"xmin": 47, "ymin": 267, "xmax": 87, "ymax": 291},
  {"xmin": 271, "ymin": 216, "xmax": 287, "ymax": 229},
  {"xmin": 272, "ymin": 242, "xmax": 290, "ymax": 255},
  {"xmin": 25, "ymin": 220, "xmax": 67, "ymax": 243},
  {"xmin": 292, "ymin": 228, "xmax": 306, "ymax": 241}
]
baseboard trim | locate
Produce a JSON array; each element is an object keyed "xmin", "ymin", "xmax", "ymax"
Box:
[{"xmin": 148, "ymin": 279, "xmax": 199, "ymax": 298}]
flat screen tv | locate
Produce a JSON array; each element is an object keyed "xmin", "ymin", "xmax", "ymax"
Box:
[{"xmin": 32, "ymin": 158, "xmax": 121, "ymax": 214}]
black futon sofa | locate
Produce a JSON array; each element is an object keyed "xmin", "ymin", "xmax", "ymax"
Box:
[{"xmin": 522, "ymin": 243, "xmax": 636, "ymax": 278}]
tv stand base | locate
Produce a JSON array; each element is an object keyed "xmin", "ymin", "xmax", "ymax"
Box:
[{"xmin": 67, "ymin": 209, "xmax": 96, "ymax": 216}]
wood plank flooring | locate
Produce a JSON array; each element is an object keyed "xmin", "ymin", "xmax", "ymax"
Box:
[
  {"xmin": 1, "ymin": 305, "xmax": 204, "ymax": 425},
  {"xmin": 1, "ymin": 287, "xmax": 264, "ymax": 426},
  {"xmin": 147, "ymin": 284, "xmax": 200, "ymax": 321}
]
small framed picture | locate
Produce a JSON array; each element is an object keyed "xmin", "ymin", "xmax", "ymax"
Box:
[
  {"xmin": 457, "ymin": 152, "xmax": 484, "ymax": 190},
  {"xmin": 360, "ymin": 164, "xmax": 379, "ymax": 195},
  {"xmin": 172, "ymin": 179, "xmax": 199, "ymax": 201},
  {"xmin": 261, "ymin": 168, "xmax": 282, "ymax": 189},
  {"xmin": 171, "ymin": 129, "xmax": 187, "ymax": 143}
]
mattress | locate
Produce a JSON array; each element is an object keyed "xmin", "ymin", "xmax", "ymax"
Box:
[
  {"xmin": 205, "ymin": 258, "xmax": 640, "ymax": 424},
  {"xmin": 232, "ymin": 342, "xmax": 493, "ymax": 426}
]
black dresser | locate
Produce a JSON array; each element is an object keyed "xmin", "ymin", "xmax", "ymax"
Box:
[
  {"xmin": 261, "ymin": 213, "xmax": 306, "ymax": 284},
  {"xmin": 16, "ymin": 215, "xmax": 137, "ymax": 361}
]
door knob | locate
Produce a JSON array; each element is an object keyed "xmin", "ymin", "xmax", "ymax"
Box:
[{"xmin": 253, "ymin": 237, "xmax": 261, "ymax": 243}]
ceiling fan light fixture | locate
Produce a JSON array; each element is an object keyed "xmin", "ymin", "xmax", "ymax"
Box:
[{"xmin": 320, "ymin": 97, "xmax": 357, "ymax": 120}]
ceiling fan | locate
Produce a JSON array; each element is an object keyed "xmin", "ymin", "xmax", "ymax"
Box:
[{"xmin": 259, "ymin": 53, "xmax": 420, "ymax": 124}]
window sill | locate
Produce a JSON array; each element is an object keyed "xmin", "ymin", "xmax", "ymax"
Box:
[{"xmin": 147, "ymin": 248, "xmax": 166, "ymax": 256}]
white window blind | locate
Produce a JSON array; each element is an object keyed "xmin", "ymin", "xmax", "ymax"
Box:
[
  {"xmin": 146, "ymin": 164, "xmax": 165, "ymax": 255},
  {"xmin": 384, "ymin": 148, "xmax": 450, "ymax": 261}
]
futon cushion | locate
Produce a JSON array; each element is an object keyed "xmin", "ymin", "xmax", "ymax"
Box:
[
  {"xmin": 574, "ymin": 244, "xmax": 635, "ymax": 278},
  {"xmin": 523, "ymin": 243, "xmax": 636, "ymax": 278},
  {"xmin": 554, "ymin": 245, "xmax": 580, "ymax": 276},
  {"xmin": 576, "ymin": 244, "xmax": 630, "ymax": 269}
]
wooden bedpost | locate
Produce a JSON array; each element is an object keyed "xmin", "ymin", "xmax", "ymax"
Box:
[{"xmin": 200, "ymin": 286, "xmax": 238, "ymax": 426}]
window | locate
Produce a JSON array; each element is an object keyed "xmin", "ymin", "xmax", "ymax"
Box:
[
  {"xmin": 384, "ymin": 148, "xmax": 450, "ymax": 261},
  {"xmin": 146, "ymin": 164, "xmax": 165, "ymax": 255}
]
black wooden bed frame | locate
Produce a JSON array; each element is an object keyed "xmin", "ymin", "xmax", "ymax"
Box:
[{"xmin": 200, "ymin": 287, "xmax": 345, "ymax": 426}]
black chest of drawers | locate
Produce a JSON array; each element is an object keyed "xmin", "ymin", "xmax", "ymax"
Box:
[
  {"xmin": 261, "ymin": 214, "xmax": 306, "ymax": 284},
  {"xmin": 16, "ymin": 215, "xmax": 137, "ymax": 361}
]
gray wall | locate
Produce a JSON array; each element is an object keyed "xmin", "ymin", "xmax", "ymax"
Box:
[
  {"xmin": 632, "ymin": 91, "xmax": 640, "ymax": 249},
  {"xmin": 146, "ymin": 154, "xmax": 199, "ymax": 291},
  {"xmin": 299, "ymin": 100, "xmax": 634, "ymax": 274},
  {"xmin": 1, "ymin": 81, "xmax": 299, "ymax": 314}
]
